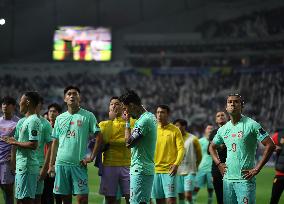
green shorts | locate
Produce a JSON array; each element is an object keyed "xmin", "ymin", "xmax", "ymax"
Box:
[
  {"xmin": 177, "ymin": 173, "xmax": 196, "ymax": 193},
  {"xmin": 36, "ymin": 179, "xmax": 44, "ymax": 195},
  {"xmin": 223, "ymin": 179, "xmax": 256, "ymax": 204},
  {"xmin": 130, "ymin": 174, "xmax": 154, "ymax": 204},
  {"xmin": 15, "ymin": 172, "xmax": 38, "ymax": 199},
  {"xmin": 53, "ymin": 165, "xmax": 88, "ymax": 195},
  {"xmin": 151, "ymin": 173, "xmax": 177, "ymax": 199},
  {"xmin": 195, "ymin": 171, "xmax": 213, "ymax": 189}
]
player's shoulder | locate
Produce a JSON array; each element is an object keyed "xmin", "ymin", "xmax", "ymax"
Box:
[
  {"xmin": 242, "ymin": 115, "xmax": 260, "ymax": 127},
  {"xmin": 40, "ymin": 116, "xmax": 52, "ymax": 127},
  {"xmin": 28, "ymin": 114, "xmax": 41, "ymax": 122},
  {"xmin": 12, "ymin": 115, "xmax": 20, "ymax": 122},
  {"xmin": 99, "ymin": 120, "xmax": 112, "ymax": 127},
  {"xmin": 79, "ymin": 108, "xmax": 96, "ymax": 118},
  {"xmin": 168, "ymin": 123, "xmax": 181, "ymax": 132}
]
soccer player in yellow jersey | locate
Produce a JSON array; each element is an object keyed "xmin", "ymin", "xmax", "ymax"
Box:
[
  {"xmin": 174, "ymin": 119, "xmax": 202, "ymax": 204},
  {"xmin": 99, "ymin": 96, "xmax": 135, "ymax": 204},
  {"xmin": 151, "ymin": 105, "xmax": 185, "ymax": 204}
]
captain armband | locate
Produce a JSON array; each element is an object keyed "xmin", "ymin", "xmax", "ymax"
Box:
[{"xmin": 126, "ymin": 127, "xmax": 143, "ymax": 148}]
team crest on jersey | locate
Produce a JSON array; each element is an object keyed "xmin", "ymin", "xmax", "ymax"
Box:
[
  {"xmin": 77, "ymin": 120, "xmax": 82, "ymax": 127},
  {"xmin": 70, "ymin": 121, "xmax": 75, "ymax": 125},
  {"xmin": 31, "ymin": 130, "xmax": 38, "ymax": 136},
  {"xmin": 238, "ymin": 131, "xmax": 243, "ymax": 138},
  {"xmin": 232, "ymin": 133, "xmax": 236, "ymax": 137}
]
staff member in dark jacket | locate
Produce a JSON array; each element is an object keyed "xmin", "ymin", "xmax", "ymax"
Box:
[{"xmin": 208, "ymin": 111, "xmax": 227, "ymax": 204}]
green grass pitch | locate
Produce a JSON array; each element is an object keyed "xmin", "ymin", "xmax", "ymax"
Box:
[{"xmin": 1, "ymin": 166, "xmax": 283, "ymax": 203}]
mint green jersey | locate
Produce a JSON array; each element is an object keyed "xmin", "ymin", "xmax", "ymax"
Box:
[
  {"xmin": 130, "ymin": 112, "xmax": 157, "ymax": 175},
  {"xmin": 198, "ymin": 137, "xmax": 212, "ymax": 172},
  {"xmin": 37, "ymin": 116, "xmax": 52, "ymax": 166},
  {"xmin": 52, "ymin": 108, "xmax": 100, "ymax": 166},
  {"xmin": 14, "ymin": 114, "xmax": 41, "ymax": 174},
  {"xmin": 213, "ymin": 115, "xmax": 268, "ymax": 181}
]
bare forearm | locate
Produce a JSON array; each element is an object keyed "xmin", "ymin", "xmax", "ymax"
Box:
[
  {"xmin": 43, "ymin": 142, "xmax": 52, "ymax": 172},
  {"xmin": 209, "ymin": 143, "xmax": 221, "ymax": 165},
  {"xmin": 49, "ymin": 139, "xmax": 58, "ymax": 168},
  {"xmin": 89, "ymin": 133, "xmax": 102, "ymax": 160},
  {"xmin": 255, "ymin": 143, "xmax": 275, "ymax": 170},
  {"xmin": 14, "ymin": 141, "xmax": 37, "ymax": 150},
  {"xmin": 125, "ymin": 126, "xmax": 131, "ymax": 143}
]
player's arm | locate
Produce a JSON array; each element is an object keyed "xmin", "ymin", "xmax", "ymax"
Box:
[
  {"xmin": 81, "ymin": 114, "xmax": 103, "ymax": 166},
  {"xmin": 83, "ymin": 132, "xmax": 103, "ymax": 165},
  {"xmin": 242, "ymin": 136, "xmax": 275, "ymax": 180},
  {"xmin": 193, "ymin": 137, "xmax": 202, "ymax": 167},
  {"xmin": 48, "ymin": 138, "xmax": 58, "ymax": 174},
  {"xmin": 209, "ymin": 141, "xmax": 227, "ymax": 176},
  {"xmin": 170, "ymin": 129, "xmax": 185, "ymax": 176},
  {"xmin": 40, "ymin": 141, "xmax": 52, "ymax": 180},
  {"xmin": 209, "ymin": 130, "xmax": 226, "ymax": 176},
  {"xmin": 10, "ymin": 145, "xmax": 16, "ymax": 173}
]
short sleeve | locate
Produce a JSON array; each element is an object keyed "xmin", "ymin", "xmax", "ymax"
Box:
[
  {"xmin": 28, "ymin": 118, "xmax": 41, "ymax": 141},
  {"xmin": 52, "ymin": 118, "xmax": 59, "ymax": 139},
  {"xmin": 89, "ymin": 113, "xmax": 100, "ymax": 135},
  {"xmin": 44, "ymin": 122, "xmax": 53, "ymax": 143},
  {"xmin": 212, "ymin": 128, "xmax": 224, "ymax": 145},
  {"xmin": 253, "ymin": 122, "xmax": 269, "ymax": 142}
]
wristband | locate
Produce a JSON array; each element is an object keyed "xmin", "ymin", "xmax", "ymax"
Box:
[{"xmin": 125, "ymin": 122, "xmax": 131, "ymax": 128}]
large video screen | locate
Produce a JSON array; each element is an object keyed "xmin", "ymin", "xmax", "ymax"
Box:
[{"xmin": 53, "ymin": 26, "xmax": 111, "ymax": 61}]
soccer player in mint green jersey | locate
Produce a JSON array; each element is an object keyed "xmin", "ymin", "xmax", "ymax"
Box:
[
  {"xmin": 119, "ymin": 90, "xmax": 157, "ymax": 204},
  {"xmin": 209, "ymin": 94, "xmax": 275, "ymax": 204},
  {"xmin": 2, "ymin": 91, "xmax": 41, "ymax": 204},
  {"xmin": 35, "ymin": 97, "xmax": 53, "ymax": 204},
  {"xmin": 48, "ymin": 86, "xmax": 103, "ymax": 204},
  {"xmin": 193, "ymin": 125, "xmax": 214, "ymax": 204}
]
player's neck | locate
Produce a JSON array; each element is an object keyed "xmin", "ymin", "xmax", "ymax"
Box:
[
  {"xmin": 68, "ymin": 105, "xmax": 80, "ymax": 114},
  {"xmin": 159, "ymin": 121, "xmax": 169, "ymax": 127},
  {"xmin": 230, "ymin": 114, "xmax": 242, "ymax": 125},
  {"xmin": 25, "ymin": 109, "xmax": 36, "ymax": 117},
  {"xmin": 3, "ymin": 113, "xmax": 13, "ymax": 120},
  {"xmin": 136, "ymin": 106, "xmax": 146, "ymax": 118}
]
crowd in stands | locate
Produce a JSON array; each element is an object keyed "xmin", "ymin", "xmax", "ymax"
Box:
[
  {"xmin": 197, "ymin": 7, "xmax": 284, "ymax": 39},
  {"xmin": 0, "ymin": 65, "xmax": 283, "ymax": 136}
]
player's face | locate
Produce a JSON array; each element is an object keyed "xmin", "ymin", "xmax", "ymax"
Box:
[
  {"xmin": 204, "ymin": 125, "xmax": 214, "ymax": 137},
  {"xmin": 64, "ymin": 89, "xmax": 80, "ymax": 107},
  {"xmin": 109, "ymin": 99, "xmax": 122, "ymax": 117},
  {"xmin": 215, "ymin": 111, "xmax": 227, "ymax": 126},
  {"xmin": 156, "ymin": 107, "xmax": 169, "ymax": 123},
  {"xmin": 226, "ymin": 96, "xmax": 242, "ymax": 115},
  {"xmin": 122, "ymin": 103, "xmax": 135, "ymax": 118},
  {"xmin": 1, "ymin": 103, "xmax": 15, "ymax": 115},
  {"xmin": 48, "ymin": 107, "xmax": 59, "ymax": 121},
  {"xmin": 19, "ymin": 95, "xmax": 28, "ymax": 114}
]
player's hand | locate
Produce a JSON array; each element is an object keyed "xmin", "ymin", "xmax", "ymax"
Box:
[
  {"xmin": 242, "ymin": 168, "xmax": 260, "ymax": 180},
  {"xmin": 169, "ymin": 165, "xmax": 178, "ymax": 176},
  {"xmin": 122, "ymin": 110, "xmax": 130, "ymax": 122},
  {"xmin": 2, "ymin": 137, "xmax": 17, "ymax": 145},
  {"xmin": 80, "ymin": 157, "xmax": 92, "ymax": 167},
  {"xmin": 48, "ymin": 165, "xmax": 55, "ymax": 177},
  {"xmin": 218, "ymin": 163, "xmax": 227, "ymax": 176},
  {"xmin": 39, "ymin": 167, "xmax": 48, "ymax": 181}
]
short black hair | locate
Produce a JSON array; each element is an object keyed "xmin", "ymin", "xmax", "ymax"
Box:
[
  {"xmin": 24, "ymin": 91, "xmax": 40, "ymax": 108},
  {"xmin": 173, "ymin": 119, "xmax": 188, "ymax": 127},
  {"xmin": 48, "ymin": 103, "xmax": 62, "ymax": 113},
  {"xmin": 156, "ymin": 104, "xmax": 170, "ymax": 113},
  {"xmin": 38, "ymin": 96, "xmax": 44, "ymax": 105},
  {"xmin": 227, "ymin": 93, "xmax": 244, "ymax": 106},
  {"xmin": 64, "ymin": 86, "xmax": 80, "ymax": 95},
  {"xmin": 1, "ymin": 96, "xmax": 16, "ymax": 106},
  {"xmin": 110, "ymin": 96, "xmax": 119, "ymax": 102},
  {"xmin": 119, "ymin": 90, "xmax": 141, "ymax": 105}
]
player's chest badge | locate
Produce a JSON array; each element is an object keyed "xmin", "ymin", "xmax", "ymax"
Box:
[
  {"xmin": 237, "ymin": 131, "xmax": 243, "ymax": 138},
  {"xmin": 77, "ymin": 120, "xmax": 82, "ymax": 127}
]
